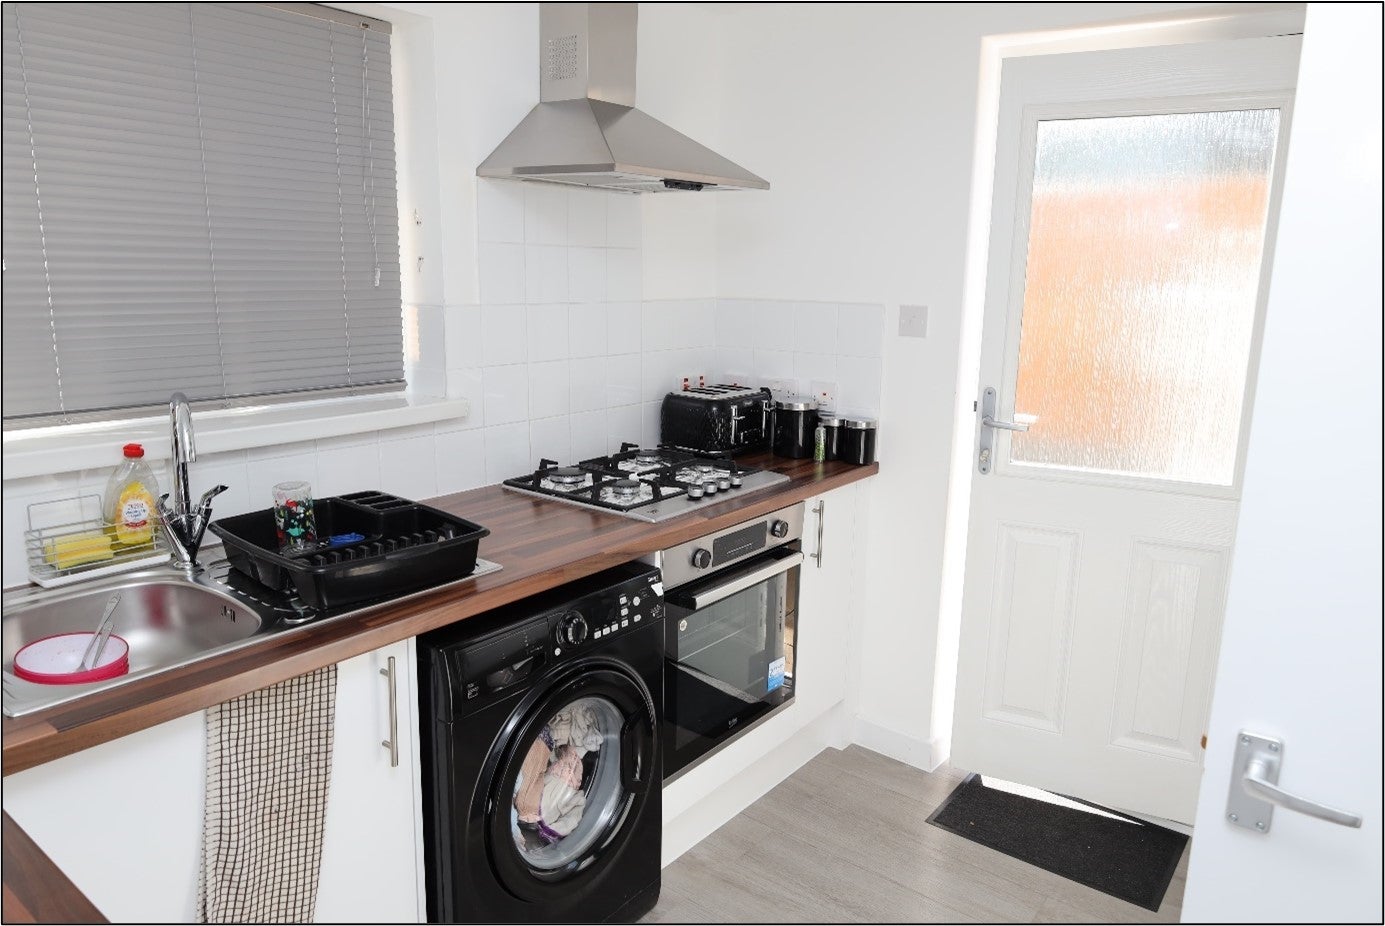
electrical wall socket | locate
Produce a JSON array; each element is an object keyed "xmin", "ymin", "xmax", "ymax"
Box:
[
  {"xmin": 809, "ymin": 380, "xmax": 838, "ymax": 413},
  {"xmin": 767, "ymin": 378, "xmax": 795, "ymax": 397},
  {"xmin": 899, "ymin": 304, "xmax": 929, "ymax": 338},
  {"xmin": 724, "ymin": 370, "xmax": 750, "ymax": 387}
]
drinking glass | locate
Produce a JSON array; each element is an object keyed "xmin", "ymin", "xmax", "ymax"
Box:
[{"xmin": 272, "ymin": 480, "xmax": 317, "ymax": 552}]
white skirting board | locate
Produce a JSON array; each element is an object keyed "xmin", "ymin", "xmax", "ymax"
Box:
[
  {"xmin": 662, "ymin": 702, "xmax": 851, "ymax": 867},
  {"xmin": 850, "ymin": 715, "xmax": 947, "ymax": 773}
]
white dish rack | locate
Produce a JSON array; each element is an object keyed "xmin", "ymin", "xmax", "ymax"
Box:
[{"xmin": 25, "ymin": 495, "xmax": 170, "ymax": 588}]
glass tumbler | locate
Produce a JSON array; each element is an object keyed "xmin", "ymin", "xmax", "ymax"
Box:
[{"xmin": 272, "ymin": 480, "xmax": 318, "ymax": 552}]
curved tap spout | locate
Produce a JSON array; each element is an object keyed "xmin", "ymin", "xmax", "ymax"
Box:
[{"xmin": 170, "ymin": 392, "xmax": 197, "ymax": 519}]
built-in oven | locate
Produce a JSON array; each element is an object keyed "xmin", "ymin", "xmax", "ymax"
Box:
[{"xmin": 658, "ymin": 503, "xmax": 804, "ymax": 780}]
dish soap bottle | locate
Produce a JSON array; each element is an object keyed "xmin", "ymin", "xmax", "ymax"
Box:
[{"xmin": 105, "ymin": 443, "xmax": 160, "ymax": 547}]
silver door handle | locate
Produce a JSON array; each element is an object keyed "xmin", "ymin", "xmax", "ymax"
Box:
[
  {"xmin": 981, "ymin": 415, "xmax": 1029, "ymax": 432},
  {"xmin": 380, "ymin": 655, "xmax": 399, "ymax": 768},
  {"xmin": 1225, "ymin": 730, "xmax": 1363, "ymax": 832},
  {"xmin": 811, "ymin": 501, "xmax": 825, "ymax": 569}
]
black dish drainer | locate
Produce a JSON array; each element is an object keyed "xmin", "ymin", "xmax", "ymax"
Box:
[{"xmin": 209, "ymin": 491, "xmax": 489, "ymax": 610}]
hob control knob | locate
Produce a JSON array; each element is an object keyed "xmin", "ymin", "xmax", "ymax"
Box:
[
  {"xmin": 691, "ymin": 548, "xmax": 713, "ymax": 569},
  {"xmin": 769, "ymin": 519, "xmax": 790, "ymax": 538},
  {"xmin": 558, "ymin": 612, "xmax": 589, "ymax": 646}
]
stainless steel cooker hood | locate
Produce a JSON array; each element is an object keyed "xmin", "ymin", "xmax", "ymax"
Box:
[{"xmin": 477, "ymin": 3, "xmax": 768, "ymax": 193}]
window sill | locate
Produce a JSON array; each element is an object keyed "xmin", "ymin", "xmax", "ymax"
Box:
[{"xmin": 2, "ymin": 393, "xmax": 471, "ymax": 481}]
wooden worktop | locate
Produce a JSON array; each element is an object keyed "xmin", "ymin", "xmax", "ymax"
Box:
[{"xmin": 3, "ymin": 454, "xmax": 876, "ymax": 776}]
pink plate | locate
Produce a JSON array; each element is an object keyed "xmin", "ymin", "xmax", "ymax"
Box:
[{"xmin": 13, "ymin": 632, "xmax": 130, "ymax": 685}]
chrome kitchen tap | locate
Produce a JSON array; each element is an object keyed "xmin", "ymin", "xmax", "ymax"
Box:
[{"xmin": 158, "ymin": 392, "xmax": 227, "ymax": 570}]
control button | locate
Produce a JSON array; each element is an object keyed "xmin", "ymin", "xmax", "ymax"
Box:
[
  {"xmin": 620, "ymin": 619, "xmax": 629, "ymax": 628},
  {"xmin": 621, "ymin": 607, "xmax": 629, "ymax": 616},
  {"xmin": 554, "ymin": 647, "xmax": 562, "ymax": 656},
  {"xmin": 691, "ymin": 548, "xmax": 713, "ymax": 569},
  {"xmin": 619, "ymin": 595, "xmax": 628, "ymax": 605},
  {"xmin": 717, "ymin": 477, "xmax": 731, "ymax": 491},
  {"xmin": 770, "ymin": 519, "xmax": 789, "ymax": 538},
  {"xmin": 557, "ymin": 611, "xmax": 589, "ymax": 646},
  {"xmin": 633, "ymin": 614, "xmax": 641, "ymax": 622},
  {"xmin": 633, "ymin": 596, "xmax": 641, "ymax": 606},
  {"xmin": 594, "ymin": 628, "xmax": 603, "ymax": 638}
]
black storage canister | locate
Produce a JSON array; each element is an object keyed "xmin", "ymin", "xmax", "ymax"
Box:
[
  {"xmin": 840, "ymin": 417, "xmax": 878, "ymax": 465},
  {"xmin": 772, "ymin": 396, "xmax": 819, "ymax": 459},
  {"xmin": 817, "ymin": 415, "xmax": 843, "ymax": 461}
]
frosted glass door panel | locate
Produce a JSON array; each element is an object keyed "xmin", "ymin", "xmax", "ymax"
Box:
[{"xmin": 1011, "ymin": 110, "xmax": 1281, "ymax": 485}]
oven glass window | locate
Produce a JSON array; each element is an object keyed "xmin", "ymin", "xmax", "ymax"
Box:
[
  {"xmin": 671, "ymin": 567, "xmax": 796, "ymax": 750},
  {"xmin": 509, "ymin": 695, "xmax": 627, "ymax": 871}
]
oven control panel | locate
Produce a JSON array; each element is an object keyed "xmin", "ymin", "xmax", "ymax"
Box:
[{"xmin": 658, "ymin": 502, "xmax": 805, "ymax": 588}]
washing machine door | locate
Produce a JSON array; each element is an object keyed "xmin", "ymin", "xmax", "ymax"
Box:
[{"xmin": 486, "ymin": 662, "xmax": 658, "ymax": 901}]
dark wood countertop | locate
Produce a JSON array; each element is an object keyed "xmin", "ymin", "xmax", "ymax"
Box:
[{"xmin": 3, "ymin": 455, "xmax": 876, "ymax": 776}]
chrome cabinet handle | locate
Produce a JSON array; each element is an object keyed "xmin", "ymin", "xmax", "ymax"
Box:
[
  {"xmin": 1226, "ymin": 730, "xmax": 1363, "ymax": 832},
  {"xmin": 811, "ymin": 500, "xmax": 825, "ymax": 569},
  {"xmin": 981, "ymin": 414, "xmax": 1029, "ymax": 432},
  {"xmin": 380, "ymin": 655, "xmax": 399, "ymax": 768}
]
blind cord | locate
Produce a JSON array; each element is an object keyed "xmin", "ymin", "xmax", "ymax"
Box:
[
  {"xmin": 12, "ymin": 6, "xmax": 66, "ymax": 417},
  {"xmin": 362, "ymin": 25, "xmax": 381, "ymax": 288},
  {"xmin": 328, "ymin": 21, "xmax": 353, "ymax": 385}
]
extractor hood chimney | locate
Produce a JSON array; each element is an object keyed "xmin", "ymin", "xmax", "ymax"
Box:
[{"xmin": 477, "ymin": 3, "xmax": 768, "ymax": 193}]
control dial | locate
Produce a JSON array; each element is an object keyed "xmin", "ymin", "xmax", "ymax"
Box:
[
  {"xmin": 691, "ymin": 548, "xmax": 713, "ymax": 569},
  {"xmin": 769, "ymin": 519, "xmax": 790, "ymax": 538},
  {"xmin": 557, "ymin": 611, "xmax": 589, "ymax": 646}
]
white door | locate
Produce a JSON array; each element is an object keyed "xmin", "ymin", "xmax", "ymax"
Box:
[
  {"xmin": 1183, "ymin": 5, "xmax": 1382, "ymax": 921},
  {"xmin": 953, "ymin": 36, "xmax": 1300, "ymax": 824}
]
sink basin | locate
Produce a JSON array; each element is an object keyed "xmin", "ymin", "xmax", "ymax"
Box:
[{"xmin": 3, "ymin": 570, "xmax": 264, "ymax": 717}]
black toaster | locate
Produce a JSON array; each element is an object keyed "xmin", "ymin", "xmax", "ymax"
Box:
[{"xmin": 660, "ymin": 385, "xmax": 773, "ymax": 456}]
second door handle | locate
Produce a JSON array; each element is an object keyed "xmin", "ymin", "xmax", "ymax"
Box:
[{"xmin": 381, "ymin": 655, "xmax": 399, "ymax": 768}]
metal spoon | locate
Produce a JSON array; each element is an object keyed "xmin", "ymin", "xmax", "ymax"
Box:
[{"xmin": 78, "ymin": 591, "xmax": 122, "ymax": 672}]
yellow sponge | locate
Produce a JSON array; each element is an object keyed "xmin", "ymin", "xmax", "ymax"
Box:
[{"xmin": 43, "ymin": 531, "xmax": 115, "ymax": 569}]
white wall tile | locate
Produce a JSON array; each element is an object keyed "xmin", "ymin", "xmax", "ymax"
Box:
[
  {"xmin": 409, "ymin": 364, "xmax": 447, "ymax": 398},
  {"xmin": 606, "ymin": 193, "xmax": 641, "ymax": 248},
  {"xmin": 481, "ymin": 305, "xmax": 527, "ymax": 366},
  {"xmin": 837, "ymin": 302, "xmax": 885, "ymax": 358},
  {"xmin": 606, "ymin": 301, "xmax": 641, "ymax": 355},
  {"xmin": 570, "ymin": 356, "xmax": 606, "ymax": 412},
  {"xmin": 716, "ymin": 299, "xmax": 755, "ymax": 345},
  {"xmin": 525, "ymin": 245, "xmax": 567, "ymax": 304},
  {"xmin": 794, "ymin": 301, "xmax": 839, "ymax": 355},
  {"xmin": 837, "ymin": 354, "xmax": 884, "ymax": 415},
  {"xmin": 793, "ymin": 351, "xmax": 836, "ymax": 387},
  {"xmin": 606, "ymin": 404, "xmax": 641, "ymax": 451},
  {"xmin": 445, "ymin": 367, "xmax": 484, "ymax": 423},
  {"xmin": 570, "ymin": 410, "xmax": 608, "ymax": 462},
  {"xmin": 606, "ymin": 248, "xmax": 641, "ymax": 302},
  {"xmin": 444, "ymin": 305, "xmax": 483, "ymax": 369},
  {"xmin": 188, "ymin": 450, "xmax": 252, "ymax": 520},
  {"xmin": 477, "ymin": 179, "xmax": 525, "ymax": 243},
  {"xmin": 529, "ymin": 415, "xmax": 571, "ymax": 464},
  {"xmin": 483, "ymin": 365, "xmax": 529, "ymax": 424},
  {"xmin": 483, "ymin": 423, "xmax": 531, "ymax": 484},
  {"xmin": 381, "ymin": 434, "xmax": 438, "ymax": 499},
  {"xmin": 434, "ymin": 428, "xmax": 486, "ymax": 496},
  {"xmin": 605, "ymin": 354, "xmax": 641, "ymax": 407},
  {"xmin": 750, "ymin": 300, "xmax": 796, "ymax": 352},
  {"xmin": 248, "ymin": 439, "xmax": 319, "ymax": 463},
  {"xmin": 316, "ymin": 442, "xmax": 383, "ymax": 498},
  {"xmin": 641, "ymin": 350, "xmax": 677, "ymax": 402},
  {"xmin": 567, "ymin": 189, "xmax": 606, "ymax": 247},
  {"xmin": 528, "ymin": 360, "xmax": 570, "ymax": 419},
  {"xmin": 478, "ymin": 242, "xmax": 525, "ymax": 304},
  {"xmin": 568, "ymin": 247, "xmax": 606, "ymax": 303},
  {"xmin": 567, "ymin": 303, "xmax": 607, "ymax": 358},
  {"xmin": 413, "ymin": 304, "xmax": 447, "ymax": 369},
  {"xmin": 526, "ymin": 303, "xmax": 569, "ymax": 361},
  {"xmin": 524, "ymin": 184, "xmax": 567, "ymax": 245},
  {"xmin": 752, "ymin": 348, "xmax": 796, "ymax": 384},
  {"xmin": 716, "ymin": 346, "xmax": 755, "ymax": 385},
  {"xmin": 641, "ymin": 301, "xmax": 678, "ymax": 352},
  {"xmin": 640, "ymin": 401, "xmax": 662, "ymax": 448}
]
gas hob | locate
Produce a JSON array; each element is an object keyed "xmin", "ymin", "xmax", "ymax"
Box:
[{"xmin": 501, "ymin": 444, "xmax": 789, "ymax": 522}]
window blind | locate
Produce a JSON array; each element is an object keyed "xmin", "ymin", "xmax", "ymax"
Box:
[{"xmin": 1, "ymin": 2, "xmax": 403, "ymax": 424}]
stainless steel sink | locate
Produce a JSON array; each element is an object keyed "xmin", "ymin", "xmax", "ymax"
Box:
[{"xmin": 2, "ymin": 556, "xmax": 504, "ymax": 718}]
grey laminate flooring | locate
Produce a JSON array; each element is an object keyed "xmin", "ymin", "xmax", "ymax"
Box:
[{"xmin": 644, "ymin": 745, "xmax": 1188, "ymax": 924}]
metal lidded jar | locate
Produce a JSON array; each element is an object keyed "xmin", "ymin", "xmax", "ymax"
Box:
[
  {"xmin": 772, "ymin": 396, "xmax": 819, "ymax": 459},
  {"xmin": 839, "ymin": 417, "xmax": 878, "ymax": 465}
]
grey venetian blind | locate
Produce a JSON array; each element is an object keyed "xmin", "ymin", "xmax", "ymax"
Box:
[{"xmin": 1, "ymin": 2, "xmax": 403, "ymax": 423}]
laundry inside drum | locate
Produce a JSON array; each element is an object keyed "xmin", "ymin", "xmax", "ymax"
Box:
[{"xmin": 510, "ymin": 695, "xmax": 629, "ymax": 870}]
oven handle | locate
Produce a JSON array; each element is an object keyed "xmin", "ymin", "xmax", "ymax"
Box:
[{"xmin": 670, "ymin": 550, "xmax": 803, "ymax": 610}]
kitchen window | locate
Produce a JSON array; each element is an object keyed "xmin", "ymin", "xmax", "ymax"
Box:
[{"xmin": 1, "ymin": 2, "xmax": 403, "ymax": 427}]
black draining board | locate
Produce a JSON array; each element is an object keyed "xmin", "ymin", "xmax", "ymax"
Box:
[{"xmin": 208, "ymin": 491, "xmax": 489, "ymax": 611}]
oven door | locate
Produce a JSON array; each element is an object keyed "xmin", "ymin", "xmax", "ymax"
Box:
[{"xmin": 662, "ymin": 545, "xmax": 802, "ymax": 779}]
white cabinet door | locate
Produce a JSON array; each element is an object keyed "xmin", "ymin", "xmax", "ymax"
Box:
[
  {"xmin": 794, "ymin": 484, "xmax": 859, "ymax": 715},
  {"xmin": 316, "ymin": 637, "xmax": 425, "ymax": 923},
  {"xmin": 2, "ymin": 711, "xmax": 207, "ymax": 922}
]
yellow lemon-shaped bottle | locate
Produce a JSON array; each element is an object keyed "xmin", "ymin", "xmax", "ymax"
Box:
[{"xmin": 105, "ymin": 443, "xmax": 161, "ymax": 547}]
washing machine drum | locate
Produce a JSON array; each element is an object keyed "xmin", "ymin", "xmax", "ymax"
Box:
[{"xmin": 486, "ymin": 667, "xmax": 657, "ymax": 899}]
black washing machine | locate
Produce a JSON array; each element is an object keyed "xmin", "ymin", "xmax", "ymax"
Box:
[{"xmin": 418, "ymin": 562, "xmax": 664, "ymax": 923}]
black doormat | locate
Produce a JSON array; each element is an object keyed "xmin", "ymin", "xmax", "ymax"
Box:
[{"xmin": 926, "ymin": 773, "xmax": 1188, "ymax": 912}]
